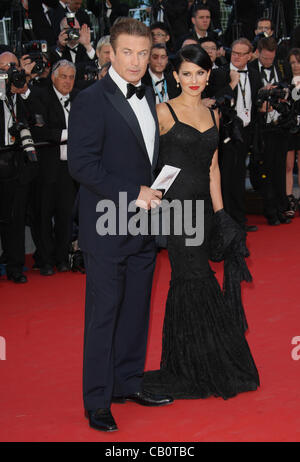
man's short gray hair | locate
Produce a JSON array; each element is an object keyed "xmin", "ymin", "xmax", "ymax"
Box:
[
  {"xmin": 96, "ymin": 35, "xmax": 111, "ymax": 51},
  {"xmin": 52, "ymin": 59, "xmax": 76, "ymax": 77}
]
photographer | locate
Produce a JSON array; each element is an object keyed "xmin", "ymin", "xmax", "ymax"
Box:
[
  {"xmin": 28, "ymin": 0, "xmax": 59, "ymax": 46},
  {"xmin": 50, "ymin": 16, "xmax": 96, "ymax": 80},
  {"xmin": 29, "ymin": 60, "xmax": 79, "ymax": 276},
  {"xmin": 249, "ymin": 36, "xmax": 291, "ymax": 225},
  {"xmin": 216, "ymin": 38, "xmax": 262, "ymax": 232},
  {"xmin": 284, "ymin": 48, "xmax": 300, "ymax": 218},
  {"xmin": 0, "ymin": 52, "xmax": 39, "ymax": 283}
]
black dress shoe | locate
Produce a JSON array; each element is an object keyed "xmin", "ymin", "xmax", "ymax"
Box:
[
  {"xmin": 85, "ymin": 408, "xmax": 118, "ymax": 432},
  {"xmin": 245, "ymin": 224, "xmax": 258, "ymax": 232},
  {"xmin": 267, "ymin": 218, "xmax": 280, "ymax": 226},
  {"xmin": 112, "ymin": 390, "xmax": 174, "ymax": 407},
  {"xmin": 278, "ymin": 213, "xmax": 291, "ymax": 224},
  {"xmin": 56, "ymin": 262, "xmax": 70, "ymax": 272},
  {"xmin": 7, "ymin": 272, "xmax": 28, "ymax": 283},
  {"xmin": 40, "ymin": 264, "xmax": 55, "ymax": 276}
]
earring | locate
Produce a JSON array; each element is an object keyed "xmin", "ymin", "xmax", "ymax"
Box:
[
  {"xmin": 176, "ymin": 81, "xmax": 180, "ymax": 88},
  {"xmin": 206, "ymin": 80, "xmax": 209, "ymax": 86}
]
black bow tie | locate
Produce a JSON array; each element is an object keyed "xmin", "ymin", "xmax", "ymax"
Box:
[
  {"xmin": 261, "ymin": 65, "xmax": 273, "ymax": 71},
  {"xmin": 126, "ymin": 83, "xmax": 146, "ymax": 100},
  {"xmin": 63, "ymin": 98, "xmax": 70, "ymax": 108},
  {"xmin": 238, "ymin": 70, "xmax": 248, "ymax": 73},
  {"xmin": 67, "ymin": 45, "xmax": 78, "ymax": 53},
  {"xmin": 155, "ymin": 78, "xmax": 165, "ymax": 86}
]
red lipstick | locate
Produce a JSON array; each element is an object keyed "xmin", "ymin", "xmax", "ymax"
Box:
[{"xmin": 189, "ymin": 86, "xmax": 200, "ymax": 90}]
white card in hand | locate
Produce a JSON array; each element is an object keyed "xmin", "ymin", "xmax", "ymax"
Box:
[{"xmin": 151, "ymin": 165, "xmax": 181, "ymax": 194}]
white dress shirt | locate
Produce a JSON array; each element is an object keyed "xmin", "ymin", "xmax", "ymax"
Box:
[
  {"xmin": 148, "ymin": 68, "xmax": 169, "ymax": 104},
  {"xmin": 53, "ymin": 85, "xmax": 70, "ymax": 160},
  {"xmin": 42, "ymin": 3, "xmax": 52, "ymax": 25},
  {"xmin": 109, "ymin": 65, "xmax": 155, "ymax": 164},
  {"xmin": 230, "ymin": 63, "xmax": 252, "ymax": 127},
  {"xmin": 258, "ymin": 61, "xmax": 279, "ymax": 124},
  {"xmin": 3, "ymin": 90, "xmax": 31, "ymax": 146}
]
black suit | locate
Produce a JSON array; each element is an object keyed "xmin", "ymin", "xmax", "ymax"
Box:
[
  {"xmin": 49, "ymin": 43, "xmax": 95, "ymax": 80},
  {"xmin": 152, "ymin": 0, "xmax": 189, "ymax": 42},
  {"xmin": 0, "ymin": 94, "xmax": 38, "ymax": 275},
  {"xmin": 28, "ymin": 0, "xmax": 58, "ymax": 46},
  {"xmin": 178, "ymin": 28, "xmax": 219, "ymax": 51},
  {"xmin": 68, "ymin": 73, "xmax": 159, "ymax": 411},
  {"xmin": 29, "ymin": 84, "xmax": 79, "ymax": 267},
  {"xmin": 217, "ymin": 63, "xmax": 262, "ymax": 226},
  {"xmin": 142, "ymin": 68, "xmax": 181, "ymax": 103},
  {"xmin": 248, "ymin": 58, "xmax": 289, "ymax": 221},
  {"xmin": 224, "ymin": 0, "xmax": 259, "ymax": 46}
]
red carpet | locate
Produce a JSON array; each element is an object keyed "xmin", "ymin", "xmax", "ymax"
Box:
[{"xmin": 1, "ymin": 215, "xmax": 300, "ymax": 442}]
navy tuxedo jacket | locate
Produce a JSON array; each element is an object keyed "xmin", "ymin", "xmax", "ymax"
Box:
[{"xmin": 68, "ymin": 73, "xmax": 160, "ymax": 256}]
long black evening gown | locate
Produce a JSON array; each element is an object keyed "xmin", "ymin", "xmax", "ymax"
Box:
[{"xmin": 143, "ymin": 103, "xmax": 260, "ymax": 400}]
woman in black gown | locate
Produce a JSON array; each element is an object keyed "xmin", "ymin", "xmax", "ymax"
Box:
[{"xmin": 143, "ymin": 45, "xmax": 260, "ymax": 400}]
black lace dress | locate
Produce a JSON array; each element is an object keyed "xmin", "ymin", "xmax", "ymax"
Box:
[{"xmin": 143, "ymin": 103, "xmax": 260, "ymax": 400}]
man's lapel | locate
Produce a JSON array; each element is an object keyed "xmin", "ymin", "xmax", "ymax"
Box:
[
  {"xmin": 145, "ymin": 85, "xmax": 159, "ymax": 172},
  {"xmin": 102, "ymin": 73, "xmax": 154, "ymax": 167},
  {"xmin": 50, "ymin": 85, "xmax": 67, "ymax": 126}
]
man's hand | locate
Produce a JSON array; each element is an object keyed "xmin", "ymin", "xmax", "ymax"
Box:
[
  {"xmin": 20, "ymin": 54, "xmax": 36, "ymax": 76},
  {"xmin": 229, "ymin": 69, "xmax": 240, "ymax": 90},
  {"xmin": 202, "ymin": 98, "xmax": 216, "ymax": 108},
  {"xmin": 11, "ymin": 83, "xmax": 28, "ymax": 95},
  {"xmin": 57, "ymin": 30, "xmax": 68, "ymax": 48},
  {"xmin": 79, "ymin": 24, "xmax": 92, "ymax": 52},
  {"xmin": 136, "ymin": 186, "xmax": 163, "ymax": 210}
]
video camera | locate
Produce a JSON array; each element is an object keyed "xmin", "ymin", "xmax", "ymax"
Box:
[
  {"xmin": 22, "ymin": 40, "xmax": 50, "ymax": 75},
  {"xmin": 256, "ymin": 82, "xmax": 300, "ymax": 134},
  {"xmin": 256, "ymin": 83, "xmax": 291, "ymax": 122},
  {"xmin": 211, "ymin": 94, "xmax": 244, "ymax": 143},
  {"xmin": 65, "ymin": 12, "xmax": 80, "ymax": 42}
]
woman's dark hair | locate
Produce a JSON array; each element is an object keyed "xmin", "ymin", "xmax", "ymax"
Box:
[
  {"xmin": 173, "ymin": 44, "xmax": 212, "ymax": 73},
  {"xmin": 288, "ymin": 48, "xmax": 300, "ymax": 63}
]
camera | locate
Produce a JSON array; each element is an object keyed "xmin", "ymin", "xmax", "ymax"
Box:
[
  {"xmin": 256, "ymin": 84, "xmax": 291, "ymax": 119},
  {"xmin": 65, "ymin": 12, "xmax": 80, "ymax": 41},
  {"xmin": 7, "ymin": 62, "xmax": 27, "ymax": 89},
  {"xmin": 8, "ymin": 121, "xmax": 38, "ymax": 163},
  {"xmin": 22, "ymin": 40, "xmax": 49, "ymax": 75},
  {"xmin": 84, "ymin": 64, "xmax": 99, "ymax": 81},
  {"xmin": 211, "ymin": 94, "xmax": 244, "ymax": 143},
  {"xmin": 0, "ymin": 63, "xmax": 27, "ymax": 99}
]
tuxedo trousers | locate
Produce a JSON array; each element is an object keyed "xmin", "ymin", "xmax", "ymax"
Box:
[
  {"xmin": 39, "ymin": 161, "xmax": 77, "ymax": 266},
  {"xmin": 259, "ymin": 128, "xmax": 288, "ymax": 219},
  {"xmin": 82, "ymin": 239, "xmax": 157, "ymax": 411},
  {"xmin": 220, "ymin": 125, "xmax": 252, "ymax": 227}
]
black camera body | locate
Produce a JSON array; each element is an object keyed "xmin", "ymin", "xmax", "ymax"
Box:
[
  {"xmin": 22, "ymin": 40, "xmax": 49, "ymax": 75},
  {"xmin": 211, "ymin": 94, "xmax": 244, "ymax": 143},
  {"xmin": 65, "ymin": 12, "xmax": 80, "ymax": 41},
  {"xmin": 256, "ymin": 84, "xmax": 290, "ymax": 118},
  {"xmin": 0, "ymin": 63, "xmax": 27, "ymax": 99}
]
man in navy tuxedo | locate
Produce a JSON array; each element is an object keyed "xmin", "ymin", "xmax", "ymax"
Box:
[{"xmin": 68, "ymin": 18, "xmax": 173, "ymax": 433}]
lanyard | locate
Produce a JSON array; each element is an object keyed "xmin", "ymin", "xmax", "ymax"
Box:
[
  {"xmin": 153, "ymin": 78, "xmax": 167, "ymax": 103},
  {"xmin": 238, "ymin": 73, "xmax": 248, "ymax": 110}
]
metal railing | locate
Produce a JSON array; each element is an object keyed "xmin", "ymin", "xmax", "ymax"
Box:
[{"xmin": 0, "ymin": 17, "xmax": 11, "ymax": 45}]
